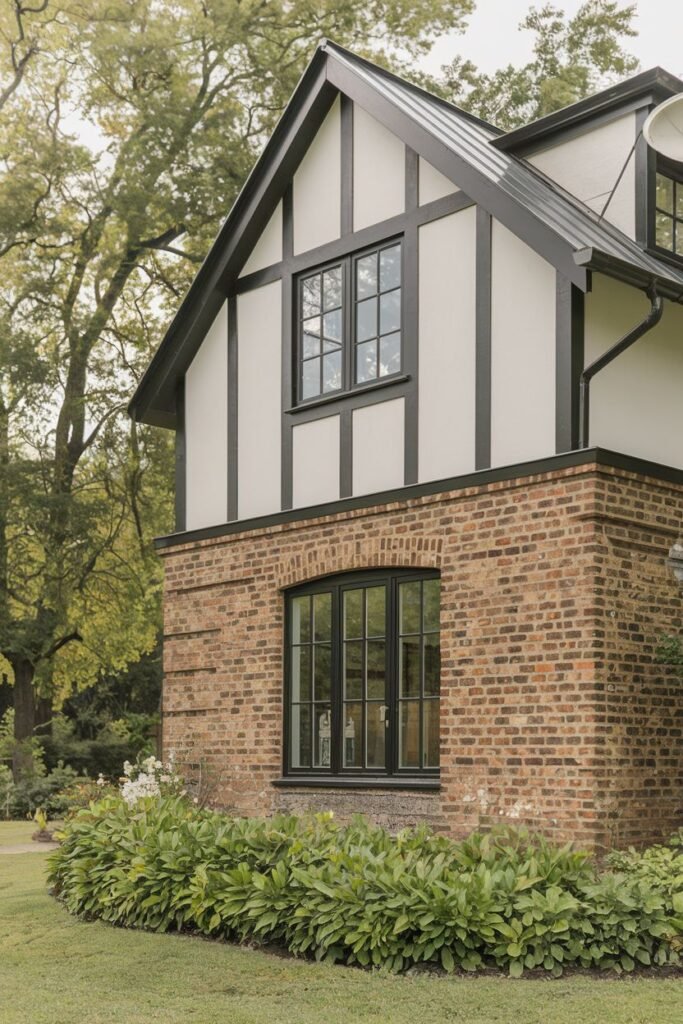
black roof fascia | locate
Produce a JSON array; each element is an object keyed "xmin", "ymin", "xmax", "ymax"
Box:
[
  {"xmin": 575, "ymin": 247, "xmax": 683, "ymax": 302},
  {"xmin": 129, "ymin": 49, "xmax": 335, "ymax": 427},
  {"xmin": 493, "ymin": 67, "xmax": 683, "ymax": 155}
]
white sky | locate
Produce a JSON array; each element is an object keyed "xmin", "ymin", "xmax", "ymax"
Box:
[{"xmin": 419, "ymin": 0, "xmax": 683, "ymax": 79}]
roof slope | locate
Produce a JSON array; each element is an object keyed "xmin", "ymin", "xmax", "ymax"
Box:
[{"xmin": 130, "ymin": 41, "xmax": 683, "ymax": 427}]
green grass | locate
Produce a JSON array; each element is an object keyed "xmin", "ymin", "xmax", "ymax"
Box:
[
  {"xmin": 1, "ymin": 827, "xmax": 681, "ymax": 1024},
  {"xmin": 0, "ymin": 819, "xmax": 35, "ymax": 846}
]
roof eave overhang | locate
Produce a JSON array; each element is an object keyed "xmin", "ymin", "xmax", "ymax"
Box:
[{"xmin": 574, "ymin": 246, "xmax": 683, "ymax": 303}]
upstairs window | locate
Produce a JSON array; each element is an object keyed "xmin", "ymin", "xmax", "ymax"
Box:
[
  {"xmin": 654, "ymin": 167, "xmax": 683, "ymax": 258},
  {"xmin": 296, "ymin": 240, "xmax": 402, "ymax": 403},
  {"xmin": 285, "ymin": 569, "xmax": 440, "ymax": 780}
]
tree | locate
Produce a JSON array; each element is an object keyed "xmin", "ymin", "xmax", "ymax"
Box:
[
  {"xmin": 0, "ymin": 0, "xmax": 473, "ymax": 773},
  {"xmin": 441, "ymin": 1, "xmax": 639, "ymax": 129}
]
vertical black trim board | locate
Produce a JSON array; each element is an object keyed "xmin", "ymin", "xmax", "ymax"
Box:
[
  {"xmin": 340, "ymin": 94, "xmax": 354, "ymax": 236},
  {"xmin": 174, "ymin": 378, "xmax": 186, "ymax": 532},
  {"xmin": 555, "ymin": 274, "xmax": 585, "ymax": 453},
  {"xmin": 227, "ymin": 295, "xmax": 239, "ymax": 521},
  {"xmin": 340, "ymin": 408, "xmax": 353, "ymax": 497},
  {"xmin": 281, "ymin": 185, "xmax": 295, "ymax": 511},
  {"xmin": 635, "ymin": 104, "xmax": 656, "ymax": 248},
  {"xmin": 475, "ymin": 207, "xmax": 492, "ymax": 470},
  {"xmin": 405, "ymin": 146, "xmax": 419, "ymax": 211}
]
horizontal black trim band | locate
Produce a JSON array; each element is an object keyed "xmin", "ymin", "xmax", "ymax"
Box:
[
  {"xmin": 271, "ymin": 776, "xmax": 440, "ymax": 791},
  {"xmin": 235, "ymin": 191, "xmax": 474, "ymax": 295},
  {"xmin": 285, "ymin": 374, "xmax": 410, "ymax": 416},
  {"xmin": 154, "ymin": 448, "xmax": 683, "ymax": 551}
]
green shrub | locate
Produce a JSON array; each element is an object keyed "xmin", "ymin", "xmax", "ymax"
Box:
[
  {"xmin": 48, "ymin": 797, "xmax": 683, "ymax": 977},
  {"xmin": 12, "ymin": 761, "xmax": 79, "ymax": 817},
  {"xmin": 0, "ymin": 765, "xmax": 14, "ymax": 819}
]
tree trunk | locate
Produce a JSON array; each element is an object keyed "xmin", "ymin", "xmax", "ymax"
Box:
[{"xmin": 12, "ymin": 658, "xmax": 36, "ymax": 778}]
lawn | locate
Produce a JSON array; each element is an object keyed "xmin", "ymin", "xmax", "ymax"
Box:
[{"xmin": 0, "ymin": 825, "xmax": 681, "ymax": 1024}]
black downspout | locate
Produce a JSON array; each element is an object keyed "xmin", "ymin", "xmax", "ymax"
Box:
[{"xmin": 579, "ymin": 283, "xmax": 664, "ymax": 449}]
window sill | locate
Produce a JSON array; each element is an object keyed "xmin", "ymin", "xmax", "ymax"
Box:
[
  {"xmin": 644, "ymin": 245, "xmax": 683, "ymax": 271},
  {"xmin": 285, "ymin": 374, "xmax": 410, "ymax": 414},
  {"xmin": 272, "ymin": 775, "xmax": 440, "ymax": 791}
]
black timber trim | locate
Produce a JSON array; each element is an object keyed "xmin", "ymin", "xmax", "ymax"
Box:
[
  {"xmin": 235, "ymin": 190, "xmax": 474, "ymax": 295},
  {"xmin": 635, "ymin": 104, "xmax": 657, "ymax": 249},
  {"xmin": 324, "ymin": 56, "xmax": 588, "ymax": 293},
  {"xmin": 555, "ymin": 274, "xmax": 585, "ymax": 453},
  {"xmin": 403, "ymin": 146, "xmax": 419, "ymax": 485},
  {"xmin": 340, "ymin": 94, "xmax": 353, "ymax": 235},
  {"xmin": 340, "ymin": 409, "xmax": 352, "ymax": 497},
  {"xmin": 227, "ymin": 295, "xmax": 238, "ymax": 521},
  {"xmin": 494, "ymin": 67, "xmax": 683, "ymax": 154},
  {"xmin": 475, "ymin": 207, "xmax": 492, "ymax": 470},
  {"xmin": 174, "ymin": 379, "xmax": 186, "ymax": 532},
  {"xmin": 272, "ymin": 776, "xmax": 440, "ymax": 791},
  {"xmin": 153, "ymin": 447, "xmax": 683, "ymax": 550},
  {"xmin": 281, "ymin": 185, "xmax": 295, "ymax": 511}
]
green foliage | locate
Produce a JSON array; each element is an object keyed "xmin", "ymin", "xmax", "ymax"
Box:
[
  {"xmin": 0, "ymin": 764, "xmax": 14, "ymax": 818},
  {"xmin": 49, "ymin": 798, "xmax": 682, "ymax": 977},
  {"xmin": 655, "ymin": 634, "xmax": 683, "ymax": 668},
  {"xmin": 441, "ymin": 1, "xmax": 639, "ymax": 129},
  {"xmin": 11, "ymin": 761, "xmax": 78, "ymax": 818}
]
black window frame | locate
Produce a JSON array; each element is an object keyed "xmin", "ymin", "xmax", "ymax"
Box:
[
  {"xmin": 649, "ymin": 158, "xmax": 683, "ymax": 264},
  {"xmin": 294, "ymin": 237, "xmax": 404, "ymax": 407},
  {"xmin": 283, "ymin": 568, "xmax": 440, "ymax": 783}
]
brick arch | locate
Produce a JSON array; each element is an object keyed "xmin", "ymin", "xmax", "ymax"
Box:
[{"xmin": 276, "ymin": 533, "xmax": 443, "ymax": 590}]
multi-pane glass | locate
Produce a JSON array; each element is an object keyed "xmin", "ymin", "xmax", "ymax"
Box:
[
  {"xmin": 290, "ymin": 592, "xmax": 333, "ymax": 767},
  {"xmin": 398, "ymin": 579, "xmax": 441, "ymax": 769},
  {"xmin": 342, "ymin": 585, "xmax": 387, "ymax": 769},
  {"xmin": 655, "ymin": 171, "xmax": 683, "ymax": 256},
  {"xmin": 354, "ymin": 243, "xmax": 402, "ymax": 384},
  {"xmin": 299, "ymin": 266, "xmax": 343, "ymax": 400},
  {"xmin": 287, "ymin": 573, "xmax": 439, "ymax": 777}
]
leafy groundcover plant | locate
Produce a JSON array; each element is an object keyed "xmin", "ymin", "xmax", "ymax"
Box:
[{"xmin": 48, "ymin": 796, "xmax": 683, "ymax": 977}]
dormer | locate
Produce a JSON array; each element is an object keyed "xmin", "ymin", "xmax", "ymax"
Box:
[{"xmin": 494, "ymin": 67, "xmax": 683, "ymax": 245}]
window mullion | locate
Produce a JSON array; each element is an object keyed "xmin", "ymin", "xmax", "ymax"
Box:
[{"xmin": 330, "ymin": 585, "xmax": 341, "ymax": 775}]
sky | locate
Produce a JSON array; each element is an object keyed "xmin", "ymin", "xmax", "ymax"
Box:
[{"xmin": 418, "ymin": 0, "xmax": 683, "ymax": 79}]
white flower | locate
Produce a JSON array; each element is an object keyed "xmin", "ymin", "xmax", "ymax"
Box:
[{"xmin": 96, "ymin": 773, "xmax": 105, "ymax": 787}]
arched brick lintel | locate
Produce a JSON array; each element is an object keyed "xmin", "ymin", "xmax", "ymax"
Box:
[{"xmin": 276, "ymin": 534, "xmax": 443, "ymax": 591}]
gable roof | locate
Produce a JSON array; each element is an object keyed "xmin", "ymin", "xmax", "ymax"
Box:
[{"xmin": 130, "ymin": 41, "xmax": 683, "ymax": 428}]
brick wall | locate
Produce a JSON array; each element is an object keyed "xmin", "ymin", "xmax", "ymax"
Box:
[{"xmin": 160, "ymin": 460, "xmax": 683, "ymax": 850}]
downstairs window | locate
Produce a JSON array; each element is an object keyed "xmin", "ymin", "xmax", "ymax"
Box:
[{"xmin": 285, "ymin": 570, "xmax": 440, "ymax": 780}]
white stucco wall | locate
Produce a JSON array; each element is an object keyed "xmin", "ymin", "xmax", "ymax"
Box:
[
  {"xmin": 293, "ymin": 98, "xmax": 341, "ymax": 255},
  {"xmin": 352, "ymin": 399, "xmax": 405, "ymax": 495},
  {"xmin": 529, "ymin": 112, "xmax": 637, "ymax": 238},
  {"xmin": 353, "ymin": 105, "xmax": 405, "ymax": 230},
  {"xmin": 585, "ymin": 275, "xmax": 683, "ymax": 469},
  {"xmin": 185, "ymin": 302, "xmax": 228, "ymax": 530},
  {"xmin": 239, "ymin": 201, "xmax": 282, "ymax": 277},
  {"xmin": 292, "ymin": 415, "xmax": 341, "ymax": 507},
  {"xmin": 419, "ymin": 156, "xmax": 459, "ymax": 205},
  {"xmin": 237, "ymin": 281, "xmax": 282, "ymax": 518},
  {"xmin": 490, "ymin": 220, "xmax": 556, "ymax": 467},
  {"xmin": 418, "ymin": 207, "xmax": 476, "ymax": 481}
]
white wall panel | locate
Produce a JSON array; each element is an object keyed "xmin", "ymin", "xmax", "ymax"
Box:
[
  {"xmin": 419, "ymin": 156, "xmax": 459, "ymax": 205},
  {"xmin": 293, "ymin": 98, "xmax": 341, "ymax": 255},
  {"xmin": 529, "ymin": 113, "xmax": 636, "ymax": 238},
  {"xmin": 292, "ymin": 415, "xmax": 340, "ymax": 508},
  {"xmin": 185, "ymin": 302, "xmax": 228, "ymax": 530},
  {"xmin": 237, "ymin": 281, "xmax": 282, "ymax": 518},
  {"xmin": 353, "ymin": 105, "xmax": 405, "ymax": 230},
  {"xmin": 239, "ymin": 201, "xmax": 282, "ymax": 277},
  {"xmin": 418, "ymin": 208, "xmax": 476, "ymax": 481},
  {"xmin": 490, "ymin": 221, "xmax": 556, "ymax": 467},
  {"xmin": 585, "ymin": 276, "xmax": 683, "ymax": 469},
  {"xmin": 352, "ymin": 399, "xmax": 405, "ymax": 496}
]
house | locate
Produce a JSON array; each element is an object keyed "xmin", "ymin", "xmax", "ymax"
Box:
[{"xmin": 129, "ymin": 42, "xmax": 683, "ymax": 850}]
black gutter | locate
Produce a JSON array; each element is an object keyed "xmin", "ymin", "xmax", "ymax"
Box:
[{"xmin": 579, "ymin": 284, "xmax": 664, "ymax": 449}]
